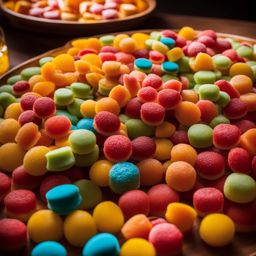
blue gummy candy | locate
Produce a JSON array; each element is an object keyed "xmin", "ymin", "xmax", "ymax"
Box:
[
  {"xmin": 160, "ymin": 37, "xmax": 175, "ymax": 48},
  {"xmin": 134, "ymin": 58, "xmax": 152, "ymax": 71},
  {"xmin": 32, "ymin": 241, "xmax": 67, "ymax": 256},
  {"xmin": 46, "ymin": 184, "xmax": 82, "ymax": 215},
  {"xmin": 109, "ymin": 162, "xmax": 140, "ymax": 194},
  {"xmin": 162, "ymin": 61, "xmax": 179, "ymax": 73},
  {"xmin": 77, "ymin": 118, "xmax": 96, "ymax": 132},
  {"xmin": 82, "ymin": 233, "xmax": 120, "ymax": 256}
]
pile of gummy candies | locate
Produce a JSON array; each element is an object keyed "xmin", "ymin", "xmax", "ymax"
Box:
[
  {"xmin": 0, "ymin": 26, "xmax": 256, "ymax": 256},
  {"xmin": 4, "ymin": 0, "xmax": 148, "ymax": 22}
]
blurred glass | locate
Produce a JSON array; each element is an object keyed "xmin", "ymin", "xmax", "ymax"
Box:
[{"xmin": 0, "ymin": 27, "xmax": 9, "ymax": 75}]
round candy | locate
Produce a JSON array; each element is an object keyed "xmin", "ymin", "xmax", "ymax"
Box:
[
  {"xmin": 74, "ymin": 179, "xmax": 102, "ymax": 210},
  {"xmin": 223, "ymin": 98, "xmax": 248, "ymax": 119},
  {"xmin": 74, "ymin": 145, "xmax": 99, "ymax": 167},
  {"xmin": 46, "ymin": 146, "xmax": 75, "ymax": 172},
  {"xmin": 46, "ymin": 184, "xmax": 82, "ymax": 215},
  {"xmin": 142, "ymin": 74, "xmax": 162, "ymax": 90},
  {"xmin": 199, "ymin": 213, "xmax": 235, "ymax": 247},
  {"xmin": 148, "ymin": 184, "xmax": 179, "ymax": 216},
  {"xmin": 149, "ymin": 223, "xmax": 183, "ymax": 255},
  {"xmin": 137, "ymin": 158, "xmax": 164, "ymax": 186},
  {"xmin": 103, "ymin": 135, "xmax": 132, "ymax": 162},
  {"xmin": 18, "ymin": 110, "xmax": 42, "ymax": 126},
  {"xmin": 188, "ymin": 124, "xmax": 213, "ymax": 148},
  {"xmin": 33, "ymin": 97, "xmax": 56, "ymax": 118},
  {"xmin": 32, "ymin": 241, "xmax": 67, "ymax": 256},
  {"xmin": 0, "ymin": 172, "xmax": 11, "ymax": 204},
  {"xmin": 213, "ymin": 124, "xmax": 240, "ymax": 149},
  {"xmin": 165, "ymin": 202, "xmax": 197, "ymax": 232},
  {"xmin": 76, "ymin": 118, "xmax": 95, "ymax": 132},
  {"xmin": 4, "ymin": 189, "xmax": 37, "ymax": 222},
  {"xmin": 40, "ymin": 175, "xmax": 71, "ymax": 202},
  {"xmin": 28, "ymin": 209, "xmax": 64, "ymax": 243},
  {"xmin": 135, "ymin": 58, "xmax": 152, "ymax": 72},
  {"xmin": 0, "ymin": 143, "xmax": 26, "ymax": 172},
  {"xmin": 198, "ymin": 84, "xmax": 220, "ymax": 101},
  {"xmin": 120, "ymin": 238, "xmax": 156, "ymax": 256},
  {"xmin": 195, "ymin": 151, "xmax": 225, "ymax": 180},
  {"xmin": 126, "ymin": 119, "xmax": 155, "ymax": 139},
  {"xmin": 0, "ymin": 218, "xmax": 27, "ymax": 252},
  {"xmin": 228, "ymin": 147, "xmax": 251, "ymax": 173},
  {"xmin": 93, "ymin": 201, "xmax": 124, "ymax": 234},
  {"xmin": 121, "ymin": 214, "xmax": 152, "ymax": 239},
  {"xmin": 125, "ymin": 97, "xmax": 142, "ymax": 118},
  {"xmin": 54, "ymin": 88, "xmax": 74, "ymax": 106},
  {"xmin": 89, "ymin": 160, "xmax": 113, "ymax": 187},
  {"xmin": 109, "ymin": 162, "xmax": 140, "ymax": 194},
  {"xmin": 20, "ymin": 92, "xmax": 40, "ymax": 111},
  {"xmin": 224, "ymin": 173, "xmax": 256, "ymax": 203},
  {"xmin": 161, "ymin": 61, "xmax": 179, "ymax": 73},
  {"xmin": 131, "ymin": 136, "xmax": 156, "ymax": 161},
  {"xmin": 118, "ymin": 190, "xmax": 150, "ymax": 219},
  {"xmin": 140, "ymin": 102, "xmax": 165, "ymax": 126},
  {"xmin": 45, "ymin": 116, "xmax": 71, "ymax": 139},
  {"xmin": 158, "ymin": 89, "xmax": 181, "ymax": 109},
  {"xmin": 82, "ymin": 233, "xmax": 120, "ymax": 256},
  {"xmin": 193, "ymin": 188, "xmax": 224, "ymax": 217},
  {"xmin": 94, "ymin": 111, "xmax": 120, "ymax": 136},
  {"xmin": 69, "ymin": 130, "xmax": 96, "ymax": 154},
  {"xmin": 0, "ymin": 118, "xmax": 20, "ymax": 144},
  {"xmin": 64, "ymin": 210, "xmax": 97, "ymax": 247},
  {"xmin": 166, "ymin": 161, "xmax": 197, "ymax": 192}
]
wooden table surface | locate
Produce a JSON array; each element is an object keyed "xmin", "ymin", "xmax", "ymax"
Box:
[{"xmin": 0, "ymin": 11, "xmax": 256, "ymax": 256}]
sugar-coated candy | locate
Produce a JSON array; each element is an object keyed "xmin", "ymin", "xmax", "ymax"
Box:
[
  {"xmin": 0, "ymin": 172, "xmax": 11, "ymax": 204},
  {"xmin": 46, "ymin": 146, "xmax": 75, "ymax": 172},
  {"xmin": 149, "ymin": 223, "xmax": 183, "ymax": 255},
  {"xmin": 4, "ymin": 189, "xmax": 37, "ymax": 222},
  {"xmin": 93, "ymin": 201, "xmax": 124, "ymax": 234},
  {"xmin": 0, "ymin": 218, "xmax": 27, "ymax": 252},
  {"xmin": 126, "ymin": 119, "xmax": 155, "ymax": 139},
  {"xmin": 171, "ymin": 143, "xmax": 197, "ymax": 165},
  {"xmin": 45, "ymin": 116, "xmax": 71, "ymax": 139},
  {"xmin": 32, "ymin": 241, "xmax": 67, "ymax": 256},
  {"xmin": 118, "ymin": 190, "xmax": 150, "ymax": 219},
  {"xmin": 28, "ymin": 209, "xmax": 64, "ymax": 243},
  {"xmin": 46, "ymin": 184, "xmax": 82, "ymax": 215},
  {"xmin": 74, "ymin": 179, "xmax": 102, "ymax": 210},
  {"xmin": 0, "ymin": 118, "xmax": 20, "ymax": 144},
  {"xmin": 120, "ymin": 238, "xmax": 156, "ymax": 256},
  {"xmin": 54, "ymin": 88, "xmax": 74, "ymax": 106},
  {"xmin": 199, "ymin": 213, "xmax": 235, "ymax": 247},
  {"xmin": 104, "ymin": 135, "xmax": 132, "ymax": 162},
  {"xmin": 82, "ymin": 233, "xmax": 120, "ymax": 256},
  {"xmin": 33, "ymin": 97, "xmax": 56, "ymax": 118},
  {"xmin": 109, "ymin": 162, "xmax": 140, "ymax": 194},
  {"xmin": 193, "ymin": 187, "xmax": 224, "ymax": 217},
  {"xmin": 148, "ymin": 184, "xmax": 179, "ymax": 216},
  {"xmin": 228, "ymin": 147, "xmax": 251, "ymax": 173},
  {"xmin": 64, "ymin": 210, "xmax": 97, "ymax": 247},
  {"xmin": 224, "ymin": 173, "xmax": 256, "ymax": 203},
  {"xmin": 188, "ymin": 124, "xmax": 213, "ymax": 148}
]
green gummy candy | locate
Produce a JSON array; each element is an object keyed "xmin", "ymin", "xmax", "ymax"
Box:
[
  {"xmin": 46, "ymin": 146, "xmax": 75, "ymax": 171},
  {"xmin": 7, "ymin": 75, "xmax": 23, "ymax": 85},
  {"xmin": 212, "ymin": 55, "xmax": 231, "ymax": 69},
  {"xmin": 74, "ymin": 145, "xmax": 99, "ymax": 167},
  {"xmin": 0, "ymin": 92, "xmax": 17, "ymax": 109},
  {"xmin": 177, "ymin": 57, "xmax": 191, "ymax": 73},
  {"xmin": 119, "ymin": 114, "xmax": 130, "ymax": 123},
  {"xmin": 126, "ymin": 119, "xmax": 155, "ymax": 139},
  {"xmin": 0, "ymin": 85, "xmax": 13, "ymax": 94},
  {"xmin": 67, "ymin": 98, "xmax": 83, "ymax": 118},
  {"xmin": 198, "ymin": 84, "xmax": 220, "ymax": 101},
  {"xmin": 71, "ymin": 82, "xmax": 91, "ymax": 99},
  {"xmin": 237, "ymin": 46, "xmax": 253, "ymax": 59},
  {"xmin": 69, "ymin": 129, "xmax": 96, "ymax": 155},
  {"xmin": 54, "ymin": 88, "xmax": 74, "ymax": 106},
  {"xmin": 161, "ymin": 74, "xmax": 179, "ymax": 82},
  {"xmin": 224, "ymin": 173, "xmax": 256, "ymax": 203},
  {"xmin": 188, "ymin": 124, "xmax": 213, "ymax": 148},
  {"xmin": 75, "ymin": 179, "xmax": 102, "ymax": 210},
  {"xmin": 21, "ymin": 67, "xmax": 41, "ymax": 80},
  {"xmin": 210, "ymin": 115, "xmax": 230, "ymax": 128},
  {"xmin": 56, "ymin": 110, "xmax": 79, "ymax": 125},
  {"xmin": 100, "ymin": 35, "xmax": 115, "ymax": 46},
  {"xmin": 194, "ymin": 71, "xmax": 217, "ymax": 84},
  {"xmin": 39, "ymin": 57, "xmax": 54, "ymax": 66},
  {"xmin": 216, "ymin": 91, "xmax": 230, "ymax": 107}
]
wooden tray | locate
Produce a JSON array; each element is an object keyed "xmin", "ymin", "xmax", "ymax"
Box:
[
  {"xmin": 0, "ymin": 0, "xmax": 156, "ymax": 35},
  {"xmin": 1, "ymin": 30, "xmax": 256, "ymax": 256}
]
